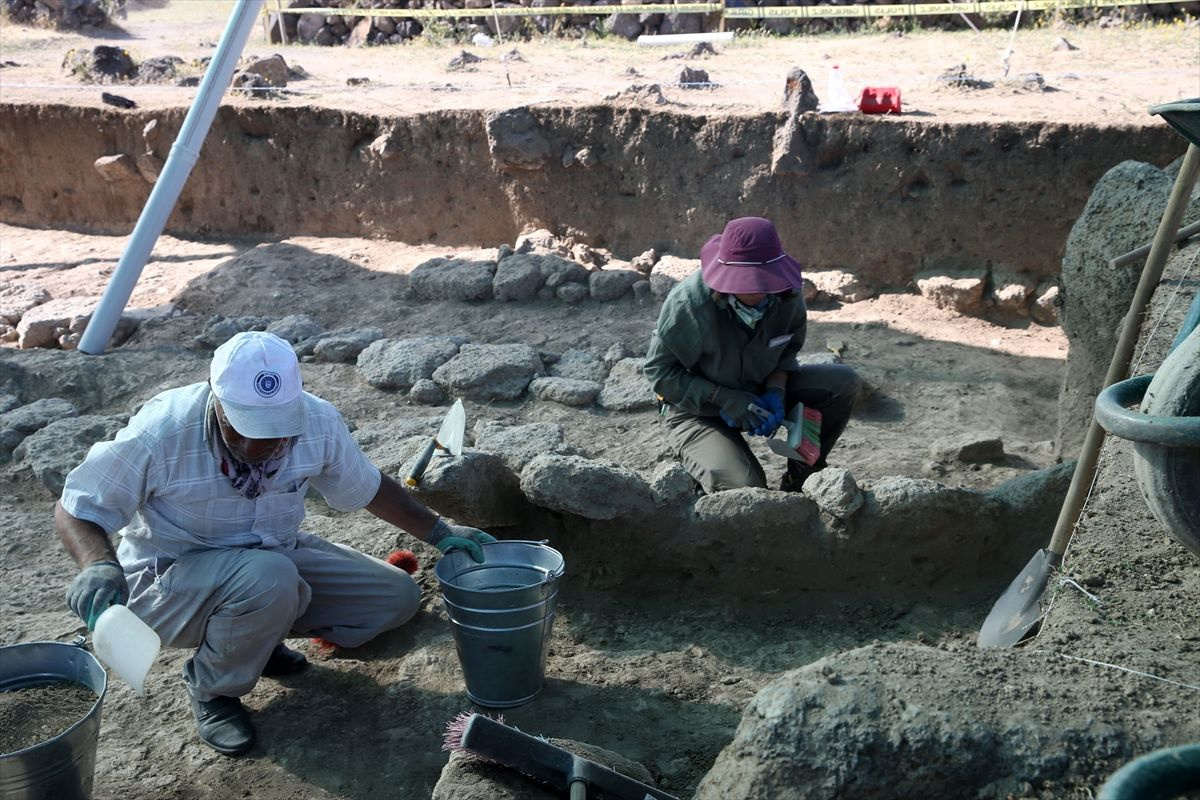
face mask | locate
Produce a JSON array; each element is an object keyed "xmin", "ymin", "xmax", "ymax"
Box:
[{"xmin": 728, "ymin": 294, "xmax": 776, "ymax": 329}]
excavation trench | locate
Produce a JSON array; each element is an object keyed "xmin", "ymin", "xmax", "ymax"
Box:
[{"xmin": 0, "ymin": 100, "xmax": 1180, "ymax": 798}]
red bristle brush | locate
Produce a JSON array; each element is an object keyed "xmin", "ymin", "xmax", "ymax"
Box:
[
  {"xmin": 311, "ymin": 550, "xmax": 419, "ymax": 653},
  {"xmin": 796, "ymin": 405, "xmax": 822, "ymax": 465},
  {"xmin": 386, "ymin": 549, "xmax": 420, "ymax": 574}
]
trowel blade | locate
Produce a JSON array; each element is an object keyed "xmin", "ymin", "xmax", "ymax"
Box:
[
  {"xmin": 437, "ymin": 399, "xmax": 465, "ymax": 456},
  {"xmin": 766, "ymin": 437, "xmax": 805, "ymax": 461}
]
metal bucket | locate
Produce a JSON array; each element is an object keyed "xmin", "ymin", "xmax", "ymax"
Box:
[
  {"xmin": 0, "ymin": 641, "xmax": 107, "ymax": 800},
  {"xmin": 434, "ymin": 540, "xmax": 565, "ymax": 708}
]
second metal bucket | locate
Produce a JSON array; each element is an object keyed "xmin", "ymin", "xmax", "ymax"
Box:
[
  {"xmin": 0, "ymin": 641, "xmax": 108, "ymax": 800},
  {"xmin": 434, "ymin": 540, "xmax": 565, "ymax": 708}
]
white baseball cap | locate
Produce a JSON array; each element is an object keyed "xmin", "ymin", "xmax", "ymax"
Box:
[{"xmin": 209, "ymin": 331, "xmax": 307, "ymax": 439}]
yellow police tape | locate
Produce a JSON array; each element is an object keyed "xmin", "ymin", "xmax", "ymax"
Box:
[{"xmin": 272, "ymin": 0, "xmax": 1177, "ymax": 22}]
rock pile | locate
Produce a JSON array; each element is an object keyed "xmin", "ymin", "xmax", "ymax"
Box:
[{"xmin": 4, "ymin": 0, "xmax": 121, "ymax": 29}]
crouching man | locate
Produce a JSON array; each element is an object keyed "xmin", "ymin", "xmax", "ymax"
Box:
[{"xmin": 57, "ymin": 331, "xmax": 493, "ymax": 756}]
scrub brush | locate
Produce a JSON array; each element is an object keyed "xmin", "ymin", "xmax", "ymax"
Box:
[
  {"xmin": 795, "ymin": 405, "xmax": 822, "ymax": 466},
  {"xmin": 442, "ymin": 712, "xmax": 680, "ymax": 800},
  {"xmin": 750, "ymin": 402, "xmax": 822, "ymax": 465}
]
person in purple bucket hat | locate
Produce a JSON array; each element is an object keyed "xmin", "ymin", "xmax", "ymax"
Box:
[{"xmin": 643, "ymin": 217, "xmax": 862, "ymax": 493}]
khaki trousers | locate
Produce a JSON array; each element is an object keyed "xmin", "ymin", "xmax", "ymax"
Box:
[
  {"xmin": 663, "ymin": 363, "xmax": 862, "ymax": 494},
  {"xmin": 125, "ymin": 531, "xmax": 420, "ymax": 701}
]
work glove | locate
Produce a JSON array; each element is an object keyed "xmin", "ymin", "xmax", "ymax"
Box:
[
  {"xmin": 66, "ymin": 560, "xmax": 129, "ymax": 630},
  {"xmin": 427, "ymin": 518, "xmax": 497, "ymax": 564},
  {"xmin": 749, "ymin": 387, "xmax": 785, "ymax": 437},
  {"xmin": 713, "ymin": 386, "xmax": 761, "ymax": 431}
]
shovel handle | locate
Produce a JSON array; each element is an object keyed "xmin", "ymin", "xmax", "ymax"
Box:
[{"xmin": 405, "ymin": 438, "xmax": 439, "ymax": 487}]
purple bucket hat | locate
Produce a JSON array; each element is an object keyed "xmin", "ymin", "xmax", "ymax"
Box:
[{"xmin": 699, "ymin": 217, "xmax": 805, "ymax": 294}]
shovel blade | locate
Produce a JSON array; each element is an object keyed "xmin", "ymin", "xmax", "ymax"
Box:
[{"xmin": 978, "ymin": 548, "xmax": 1060, "ymax": 648}]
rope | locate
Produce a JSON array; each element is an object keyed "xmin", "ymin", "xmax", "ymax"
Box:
[{"xmin": 1049, "ymin": 652, "xmax": 1200, "ymax": 692}]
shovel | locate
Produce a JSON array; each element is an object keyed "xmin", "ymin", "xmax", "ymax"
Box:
[
  {"xmin": 978, "ymin": 136, "xmax": 1200, "ymax": 648},
  {"xmin": 405, "ymin": 399, "xmax": 465, "ymax": 487}
]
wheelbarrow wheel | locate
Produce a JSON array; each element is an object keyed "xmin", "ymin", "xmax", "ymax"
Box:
[{"xmin": 1133, "ymin": 326, "xmax": 1200, "ymax": 557}]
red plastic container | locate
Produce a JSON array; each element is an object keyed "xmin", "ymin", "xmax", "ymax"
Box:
[{"xmin": 858, "ymin": 87, "xmax": 902, "ymax": 114}]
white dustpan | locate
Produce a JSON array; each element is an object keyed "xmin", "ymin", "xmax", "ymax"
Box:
[{"xmin": 93, "ymin": 604, "xmax": 160, "ymax": 696}]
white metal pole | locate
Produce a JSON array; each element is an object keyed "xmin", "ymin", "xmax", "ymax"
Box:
[{"xmin": 80, "ymin": 0, "xmax": 265, "ymax": 355}]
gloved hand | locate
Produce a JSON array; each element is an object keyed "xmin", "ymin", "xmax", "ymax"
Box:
[
  {"xmin": 750, "ymin": 387, "xmax": 785, "ymax": 437},
  {"xmin": 66, "ymin": 560, "xmax": 129, "ymax": 630},
  {"xmin": 713, "ymin": 386, "xmax": 761, "ymax": 431},
  {"xmin": 427, "ymin": 518, "xmax": 497, "ymax": 564}
]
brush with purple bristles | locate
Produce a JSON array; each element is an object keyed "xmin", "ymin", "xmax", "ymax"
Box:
[{"xmin": 442, "ymin": 712, "xmax": 680, "ymax": 800}]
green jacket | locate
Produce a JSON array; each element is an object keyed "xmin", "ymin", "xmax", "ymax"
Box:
[{"xmin": 643, "ymin": 271, "xmax": 808, "ymax": 416}]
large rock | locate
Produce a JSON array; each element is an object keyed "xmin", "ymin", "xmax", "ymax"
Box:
[
  {"xmin": 803, "ymin": 466, "xmax": 863, "ymax": 518},
  {"xmin": 0, "ymin": 282, "xmax": 51, "ymax": 326},
  {"xmin": 649, "ymin": 255, "xmax": 699, "ymax": 299},
  {"xmin": 596, "ymin": 357, "xmax": 656, "ymax": 411},
  {"xmin": 16, "ymin": 297, "xmax": 99, "ymax": 349},
  {"xmin": 356, "ymin": 336, "xmax": 463, "ymax": 390},
  {"xmin": 589, "ymin": 268, "xmax": 641, "ymax": 302},
  {"xmin": 196, "ymin": 314, "xmax": 271, "ymax": 349},
  {"xmin": 1056, "ymin": 159, "xmax": 1200, "ymax": 459},
  {"xmin": 548, "ymin": 348, "xmax": 607, "ymax": 383},
  {"xmin": 520, "ymin": 453, "xmax": 654, "ymax": 520},
  {"xmin": 311, "ymin": 327, "xmax": 385, "ymax": 363},
  {"xmin": 407, "ymin": 450, "xmax": 527, "ymax": 527},
  {"xmin": 528, "ymin": 376, "xmax": 602, "ymax": 407},
  {"xmin": 266, "ymin": 314, "xmax": 325, "ymax": 344},
  {"xmin": 492, "ymin": 254, "xmax": 546, "ymax": 301},
  {"xmin": 807, "ymin": 269, "xmax": 876, "ymax": 303},
  {"xmin": 473, "ymin": 420, "xmax": 576, "ymax": 472},
  {"xmin": 240, "ymin": 55, "xmax": 289, "ymax": 87},
  {"xmin": 432, "ymin": 343, "xmax": 544, "ymax": 401},
  {"xmin": 695, "ymin": 643, "xmax": 1177, "ymax": 799},
  {"xmin": 14, "ymin": 414, "xmax": 127, "ymax": 497},
  {"xmin": 410, "ymin": 257, "xmax": 496, "ymax": 302},
  {"xmin": 693, "ymin": 487, "xmax": 818, "ymax": 531},
  {"xmin": 0, "ymin": 398, "xmax": 78, "ymax": 460},
  {"xmin": 915, "ymin": 269, "xmax": 987, "ymax": 314},
  {"xmin": 485, "ymin": 107, "xmax": 551, "ymax": 172}
]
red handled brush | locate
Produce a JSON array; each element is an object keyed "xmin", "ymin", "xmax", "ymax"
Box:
[
  {"xmin": 311, "ymin": 549, "xmax": 420, "ymax": 653},
  {"xmin": 443, "ymin": 712, "xmax": 679, "ymax": 800}
]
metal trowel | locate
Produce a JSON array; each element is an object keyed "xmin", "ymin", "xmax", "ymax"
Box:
[{"xmin": 405, "ymin": 399, "xmax": 465, "ymax": 486}]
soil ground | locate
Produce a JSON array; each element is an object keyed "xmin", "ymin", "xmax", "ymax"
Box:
[{"xmin": 1, "ymin": 4, "xmax": 1198, "ymax": 800}]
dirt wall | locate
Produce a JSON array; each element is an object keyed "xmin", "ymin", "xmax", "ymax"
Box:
[{"xmin": 0, "ymin": 102, "xmax": 1183, "ymax": 286}]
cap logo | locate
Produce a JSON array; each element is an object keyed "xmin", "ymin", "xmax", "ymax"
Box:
[{"xmin": 254, "ymin": 370, "xmax": 281, "ymax": 398}]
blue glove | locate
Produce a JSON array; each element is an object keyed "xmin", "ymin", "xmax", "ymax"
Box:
[
  {"xmin": 750, "ymin": 388, "xmax": 785, "ymax": 437},
  {"xmin": 66, "ymin": 560, "xmax": 129, "ymax": 630},
  {"xmin": 427, "ymin": 518, "xmax": 497, "ymax": 563}
]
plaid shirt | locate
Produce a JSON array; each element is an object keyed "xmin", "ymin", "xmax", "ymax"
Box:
[{"xmin": 60, "ymin": 382, "xmax": 381, "ymax": 572}]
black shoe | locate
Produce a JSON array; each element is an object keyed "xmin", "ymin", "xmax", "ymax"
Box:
[
  {"xmin": 262, "ymin": 642, "xmax": 308, "ymax": 677},
  {"xmin": 780, "ymin": 470, "xmax": 812, "ymax": 493},
  {"xmin": 190, "ymin": 695, "xmax": 255, "ymax": 756}
]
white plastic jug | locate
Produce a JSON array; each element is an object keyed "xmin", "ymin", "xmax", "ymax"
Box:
[
  {"xmin": 820, "ymin": 64, "xmax": 859, "ymax": 113},
  {"xmin": 93, "ymin": 604, "xmax": 160, "ymax": 696}
]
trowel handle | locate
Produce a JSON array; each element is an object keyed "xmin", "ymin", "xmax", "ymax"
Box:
[
  {"xmin": 405, "ymin": 438, "xmax": 438, "ymax": 486},
  {"xmin": 749, "ymin": 403, "xmax": 793, "ymax": 434}
]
